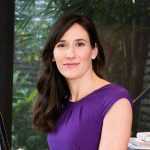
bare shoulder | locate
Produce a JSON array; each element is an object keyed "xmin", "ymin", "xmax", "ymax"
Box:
[
  {"xmin": 111, "ymin": 98, "xmax": 132, "ymax": 109},
  {"xmin": 99, "ymin": 98, "xmax": 133, "ymax": 150},
  {"xmin": 105, "ymin": 98, "xmax": 132, "ymax": 121}
]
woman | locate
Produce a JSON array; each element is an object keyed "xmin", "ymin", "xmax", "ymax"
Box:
[{"xmin": 32, "ymin": 13, "xmax": 133, "ymax": 150}]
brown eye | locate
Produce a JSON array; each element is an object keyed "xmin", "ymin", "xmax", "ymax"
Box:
[
  {"xmin": 56, "ymin": 43, "xmax": 65, "ymax": 48},
  {"xmin": 76, "ymin": 42, "xmax": 85, "ymax": 47}
]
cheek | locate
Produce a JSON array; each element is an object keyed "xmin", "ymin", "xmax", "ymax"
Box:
[
  {"xmin": 53, "ymin": 50, "xmax": 65, "ymax": 73},
  {"xmin": 53, "ymin": 50, "xmax": 62, "ymax": 63},
  {"xmin": 79, "ymin": 50, "xmax": 92, "ymax": 62}
]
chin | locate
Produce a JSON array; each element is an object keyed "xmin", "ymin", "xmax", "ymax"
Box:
[{"xmin": 62, "ymin": 73, "xmax": 81, "ymax": 80}]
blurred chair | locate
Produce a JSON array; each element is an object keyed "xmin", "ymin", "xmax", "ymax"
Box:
[
  {"xmin": 133, "ymin": 86, "xmax": 150, "ymax": 132},
  {"xmin": 0, "ymin": 112, "xmax": 10, "ymax": 150}
]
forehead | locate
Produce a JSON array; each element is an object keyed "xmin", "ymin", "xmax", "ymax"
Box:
[{"xmin": 60, "ymin": 23, "xmax": 90, "ymax": 41}]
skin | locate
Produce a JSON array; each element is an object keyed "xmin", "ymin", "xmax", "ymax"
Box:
[
  {"xmin": 53, "ymin": 23, "xmax": 108, "ymax": 101},
  {"xmin": 53, "ymin": 23, "xmax": 132, "ymax": 149},
  {"xmin": 99, "ymin": 98, "xmax": 132, "ymax": 150}
]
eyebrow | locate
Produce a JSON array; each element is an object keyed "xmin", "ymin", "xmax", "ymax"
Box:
[
  {"xmin": 58, "ymin": 38, "xmax": 88, "ymax": 43},
  {"xmin": 58, "ymin": 40, "xmax": 65, "ymax": 43},
  {"xmin": 75, "ymin": 39, "xmax": 88, "ymax": 42}
]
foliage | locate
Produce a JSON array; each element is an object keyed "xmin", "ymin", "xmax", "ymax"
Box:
[
  {"xmin": 14, "ymin": 0, "xmax": 143, "ymax": 149},
  {"xmin": 13, "ymin": 70, "xmax": 48, "ymax": 150}
]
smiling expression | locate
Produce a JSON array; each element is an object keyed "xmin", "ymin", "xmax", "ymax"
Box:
[{"xmin": 53, "ymin": 23, "xmax": 98, "ymax": 80}]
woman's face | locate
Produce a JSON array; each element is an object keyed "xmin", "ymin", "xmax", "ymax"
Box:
[{"xmin": 53, "ymin": 23, "xmax": 97, "ymax": 80}]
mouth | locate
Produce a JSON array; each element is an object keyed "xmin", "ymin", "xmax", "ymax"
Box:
[{"xmin": 63, "ymin": 63, "xmax": 80, "ymax": 68}]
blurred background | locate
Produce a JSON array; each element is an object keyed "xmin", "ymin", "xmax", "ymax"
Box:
[{"xmin": 0, "ymin": 0, "xmax": 150, "ymax": 149}]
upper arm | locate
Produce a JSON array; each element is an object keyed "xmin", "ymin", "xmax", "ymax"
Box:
[{"xmin": 99, "ymin": 98, "xmax": 133, "ymax": 150}]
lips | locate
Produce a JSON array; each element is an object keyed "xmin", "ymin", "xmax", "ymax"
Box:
[
  {"xmin": 63, "ymin": 63, "xmax": 80, "ymax": 69},
  {"xmin": 63, "ymin": 63, "xmax": 79, "ymax": 65}
]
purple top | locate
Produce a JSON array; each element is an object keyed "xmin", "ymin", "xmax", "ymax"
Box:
[{"xmin": 47, "ymin": 83, "xmax": 132, "ymax": 150}]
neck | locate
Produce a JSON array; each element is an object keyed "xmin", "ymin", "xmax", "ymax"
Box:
[{"xmin": 67, "ymin": 71, "xmax": 107, "ymax": 102}]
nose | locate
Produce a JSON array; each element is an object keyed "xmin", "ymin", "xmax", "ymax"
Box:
[{"xmin": 65, "ymin": 46, "xmax": 76, "ymax": 59}]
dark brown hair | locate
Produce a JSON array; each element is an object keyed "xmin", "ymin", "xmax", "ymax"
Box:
[{"xmin": 32, "ymin": 13, "xmax": 105, "ymax": 132}]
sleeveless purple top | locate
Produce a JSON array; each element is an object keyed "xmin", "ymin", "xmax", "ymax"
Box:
[{"xmin": 47, "ymin": 83, "xmax": 132, "ymax": 150}]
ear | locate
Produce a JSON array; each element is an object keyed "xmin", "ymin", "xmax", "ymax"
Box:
[{"xmin": 91, "ymin": 44, "xmax": 98, "ymax": 60}]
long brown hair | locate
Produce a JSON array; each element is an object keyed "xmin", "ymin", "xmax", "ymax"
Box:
[{"xmin": 32, "ymin": 13, "xmax": 105, "ymax": 132}]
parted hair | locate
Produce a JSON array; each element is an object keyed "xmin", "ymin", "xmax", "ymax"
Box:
[{"xmin": 32, "ymin": 13, "xmax": 105, "ymax": 132}]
